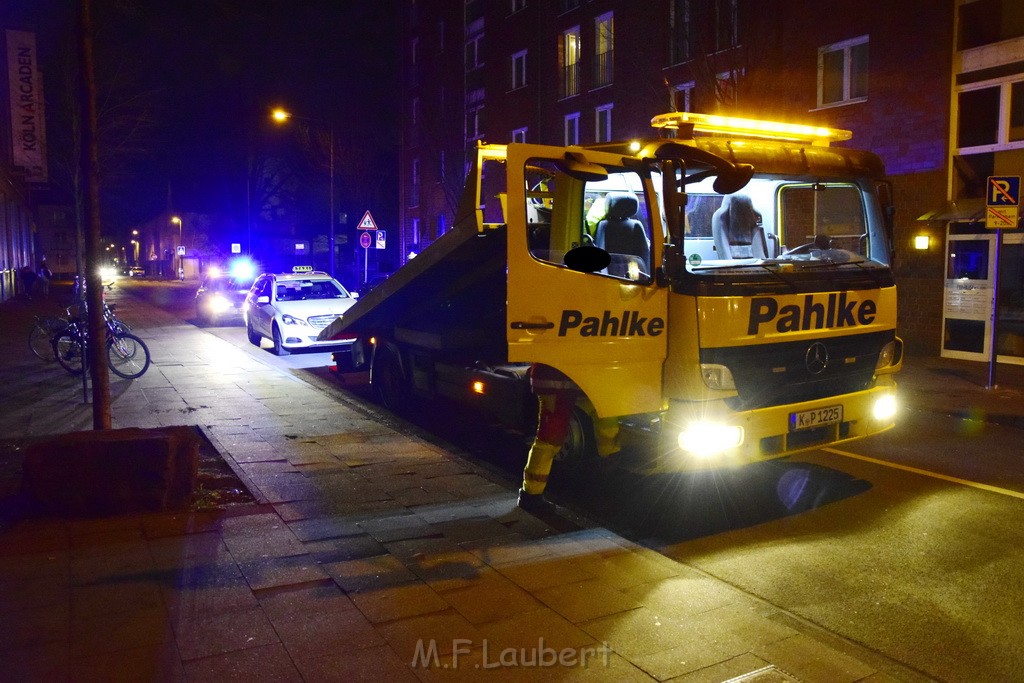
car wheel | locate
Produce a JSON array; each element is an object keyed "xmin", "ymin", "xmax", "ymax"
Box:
[
  {"xmin": 246, "ymin": 320, "xmax": 262, "ymax": 346},
  {"xmin": 272, "ymin": 324, "xmax": 291, "ymax": 356}
]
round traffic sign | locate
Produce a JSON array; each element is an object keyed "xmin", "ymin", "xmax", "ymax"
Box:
[{"xmin": 359, "ymin": 232, "xmax": 372, "ymax": 248}]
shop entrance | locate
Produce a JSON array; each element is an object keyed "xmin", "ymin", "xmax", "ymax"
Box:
[{"xmin": 942, "ymin": 225, "xmax": 1024, "ymax": 364}]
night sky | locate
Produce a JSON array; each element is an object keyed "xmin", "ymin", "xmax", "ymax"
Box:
[{"xmin": 4, "ymin": 0, "xmax": 400, "ymax": 236}]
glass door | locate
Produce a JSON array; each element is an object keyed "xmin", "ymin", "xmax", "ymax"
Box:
[
  {"xmin": 942, "ymin": 230, "xmax": 1024, "ymax": 365},
  {"xmin": 942, "ymin": 234, "xmax": 994, "ymax": 360}
]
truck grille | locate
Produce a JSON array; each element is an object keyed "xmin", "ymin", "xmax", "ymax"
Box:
[
  {"xmin": 700, "ymin": 330, "xmax": 893, "ymax": 411},
  {"xmin": 308, "ymin": 314, "xmax": 339, "ymax": 329}
]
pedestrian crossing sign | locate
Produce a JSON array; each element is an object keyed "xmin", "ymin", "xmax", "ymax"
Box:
[{"xmin": 357, "ymin": 211, "xmax": 378, "ymax": 230}]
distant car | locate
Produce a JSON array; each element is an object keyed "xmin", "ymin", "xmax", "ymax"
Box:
[
  {"xmin": 242, "ymin": 268, "xmax": 358, "ymax": 355},
  {"xmin": 195, "ymin": 274, "xmax": 253, "ymax": 326},
  {"xmin": 127, "ymin": 266, "xmax": 145, "ymax": 277}
]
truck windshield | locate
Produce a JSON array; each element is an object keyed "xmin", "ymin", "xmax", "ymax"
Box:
[{"xmin": 676, "ymin": 176, "xmax": 889, "ymax": 273}]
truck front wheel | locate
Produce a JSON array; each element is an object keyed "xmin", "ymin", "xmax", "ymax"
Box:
[{"xmin": 556, "ymin": 405, "xmax": 598, "ymax": 468}]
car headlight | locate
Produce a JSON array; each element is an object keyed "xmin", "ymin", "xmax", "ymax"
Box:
[
  {"xmin": 209, "ymin": 294, "xmax": 231, "ymax": 313},
  {"xmin": 281, "ymin": 314, "xmax": 308, "ymax": 326}
]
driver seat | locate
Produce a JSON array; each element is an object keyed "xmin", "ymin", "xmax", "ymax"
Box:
[{"xmin": 595, "ymin": 192, "xmax": 651, "ymax": 276}]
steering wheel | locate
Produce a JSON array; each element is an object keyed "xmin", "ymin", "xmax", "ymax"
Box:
[{"xmin": 784, "ymin": 234, "xmax": 832, "ymax": 255}]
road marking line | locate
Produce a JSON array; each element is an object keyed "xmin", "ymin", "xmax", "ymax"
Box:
[{"xmin": 822, "ymin": 447, "xmax": 1024, "ymax": 501}]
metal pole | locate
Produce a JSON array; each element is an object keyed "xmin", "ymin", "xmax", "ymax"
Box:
[
  {"xmin": 329, "ymin": 122, "xmax": 336, "ymax": 277},
  {"xmin": 987, "ymin": 228, "xmax": 1002, "ymax": 389}
]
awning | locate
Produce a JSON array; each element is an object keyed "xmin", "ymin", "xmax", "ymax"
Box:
[{"xmin": 917, "ymin": 198, "xmax": 985, "ymax": 222}]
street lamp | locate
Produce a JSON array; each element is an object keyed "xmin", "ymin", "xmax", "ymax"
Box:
[
  {"xmin": 272, "ymin": 107, "xmax": 336, "ymax": 277},
  {"xmin": 171, "ymin": 216, "xmax": 183, "ymax": 279}
]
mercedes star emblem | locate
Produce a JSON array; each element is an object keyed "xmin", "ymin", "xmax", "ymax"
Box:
[{"xmin": 805, "ymin": 342, "xmax": 830, "ymax": 375}]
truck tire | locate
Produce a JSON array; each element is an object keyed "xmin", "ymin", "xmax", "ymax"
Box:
[
  {"xmin": 372, "ymin": 345, "xmax": 409, "ymax": 411},
  {"xmin": 556, "ymin": 405, "xmax": 598, "ymax": 467}
]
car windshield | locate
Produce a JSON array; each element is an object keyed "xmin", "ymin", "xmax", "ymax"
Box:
[{"xmin": 275, "ymin": 279, "xmax": 349, "ymax": 301}]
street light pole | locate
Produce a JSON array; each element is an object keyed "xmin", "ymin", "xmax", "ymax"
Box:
[
  {"xmin": 329, "ymin": 121, "xmax": 335, "ymax": 278},
  {"xmin": 171, "ymin": 215, "xmax": 183, "ymax": 279},
  {"xmin": 272, "ymin": 107, "xmax": 336, "ymax": 277}
]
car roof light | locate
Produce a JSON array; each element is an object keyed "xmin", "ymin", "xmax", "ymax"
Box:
[{"xmin": 650, "ymin": 112, "xmax": 852, "ymax": 146}]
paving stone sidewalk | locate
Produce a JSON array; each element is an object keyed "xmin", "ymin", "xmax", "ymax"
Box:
[{"xmin": 0, "ymin": 283, "xmax": 982, "ymax": 681}]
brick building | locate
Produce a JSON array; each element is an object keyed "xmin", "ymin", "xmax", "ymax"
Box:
[{"xmin": 398, "ymin": 0, "xmax": 964, "ymax": 356}]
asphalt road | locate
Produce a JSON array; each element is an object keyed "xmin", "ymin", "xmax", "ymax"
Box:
[{"xmin": 118, "ymin": 276, "xmax": 1024, "ymax": 681}]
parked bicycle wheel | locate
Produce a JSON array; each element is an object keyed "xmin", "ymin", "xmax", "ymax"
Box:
[
  {"xmin": 29, "ymin": 316, "xmax": 67, "ymax": 362},
  {"xmin": 53, "ymin": 329, "xmax": 86, "ymax": 375},
  {"xmin": 106, "ymin": 332, "xmax": 151, "ymax": 379}
]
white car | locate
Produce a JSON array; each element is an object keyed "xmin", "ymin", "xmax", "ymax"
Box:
[{"xmin": 242, "ymin": 269, "xmax": 357, "ymax": 355}]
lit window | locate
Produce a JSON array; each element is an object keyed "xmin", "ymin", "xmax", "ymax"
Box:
[
  {"xmin": 511, "ymin": 0, "xmax": 526, "ymax": 13},
  {"xmin": 560, "ymin": 26, "xmax": 581, "ymax": 98},
  {"xmin": 594, "ymin": 12, "xmax": 614, "ymax": 88},
  {"xmin": 818, "ymin": 36, "xmax": 868, "ymax": 107}
]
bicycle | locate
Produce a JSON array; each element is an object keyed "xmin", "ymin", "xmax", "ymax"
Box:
[
  {"xmin": 29, "ymin": 312, "xmax": 71, "ymax": 362},
  {"xmin": 53, "ymin": 303, "xmax": 151, "ymax": 379}
]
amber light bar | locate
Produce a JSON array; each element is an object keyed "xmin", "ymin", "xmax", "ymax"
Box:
[{"xmin": 650, "ymin": 112, "xmax": 852, "ymax": 146}]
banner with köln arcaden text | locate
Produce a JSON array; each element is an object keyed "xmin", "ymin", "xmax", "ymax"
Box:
[{"xmin": 6, "ymin": 30, "xmax": 48, "ymax": 183}]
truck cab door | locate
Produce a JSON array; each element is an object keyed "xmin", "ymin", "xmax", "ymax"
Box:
[{"xmin": 504, "ymin": 144, "xmax": 669, "ymax": 418}]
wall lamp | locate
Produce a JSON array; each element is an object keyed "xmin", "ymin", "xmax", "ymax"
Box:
[{"xmin": 913, "ymin": 234, "xmax": 931, "ymax": 251}]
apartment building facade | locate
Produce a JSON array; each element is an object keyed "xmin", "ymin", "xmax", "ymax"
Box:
[{"xmin": 398, "ymin": 1, "xmax": 1024, "ymax": 361}]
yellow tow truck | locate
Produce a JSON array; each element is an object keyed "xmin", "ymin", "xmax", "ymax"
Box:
[{"xmin": 321, "ymin": 112, "xmax": 902, "ymax": 473}]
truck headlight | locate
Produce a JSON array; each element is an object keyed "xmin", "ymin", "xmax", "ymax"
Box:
[
  {"xmin": 678, "ymin": 421, "xmax": 744, "ymax": 457},
  {"xmin": 872, "ymin": 394, "xmax": 897, "ymax": 421},
  {"xmin": 700, "ymin": 364, "xmax": 736, "ymax": 391}
]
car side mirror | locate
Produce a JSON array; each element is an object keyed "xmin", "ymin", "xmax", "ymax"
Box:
[{"xmin": 257, "ymin": 295, "xmax": 270, "ymax": 304}]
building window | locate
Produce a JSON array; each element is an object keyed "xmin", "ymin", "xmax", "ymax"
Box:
[
  {"xmin": 957, "ymin": 80, "xmax": 1024, "ymax": 150},
  {"xmin": 1012, "ymin": 81, "xmax": 1024, "ymax": 143},
  {"xmin": 409, "ymin": 158, "xmax": 420, "ymax": 208},
  {"xmin": 560, "ymin": 0, "xmax": 580, "ymax": 12},
  {"xmin": 672, "ymin": 81, "xmax": 695, "ymax": 112},
  {"xmin": 411, "ymin": 97, "xmax": 420, "ymax": 128},
  {"xmin": 716, "ymin": 68, "xmax": 743, "ymax": 108},
  {"xmin": 437, "ymin": 214, "xmax": 447, "ymax": 236},
  {"xmin": 511, "ymin": 49, "xmax": 527, "ymax": 90},
  {"xmin": 467, "ymin": 106, "xmax": 483, "ymax": 142},
  {"xmin": 412, "ymin": 218, "xmax": 420, "ymax": 252},
  {"xmin": 512, "ymin": 127, "xmax": 527, "ymax": 143},
  {"xmin": 669, "ymin": 0, "xmax": 696, "ymax": 65},
  {"xmin": 594, "ymin": 12, "xmax": 614, "ymax": 88},
  {"xmin": 466, "ymin": 31, "xmax": 484, "ymax": 71},
  {"xmin": 511, "ymin": 0, "xmax": 526, "ymax": 14},
  {"xmin": 564, "ymin": 112, "xmax": 580, "ymax": 146},
  {"xmin": 595, "ymin": 104, "xmax": 612, "ymax": 142},
  {"xmin": 410, "ymin": 37, "xmax": 420, "ymax": 84},
  {"xmin": 959, "ymin": 0, "xmax": 1024, "ymax": 50},
  {"xmin": 818, "ymin": 36, "xmax": 868, "ymax": 107},
  {"xmin": 560, "ymin": 26, "xmax": 581, "ymax": 99},
  {"xmin": 714, "ymin": 0, "xmax": 738, "ymax": 52}
]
